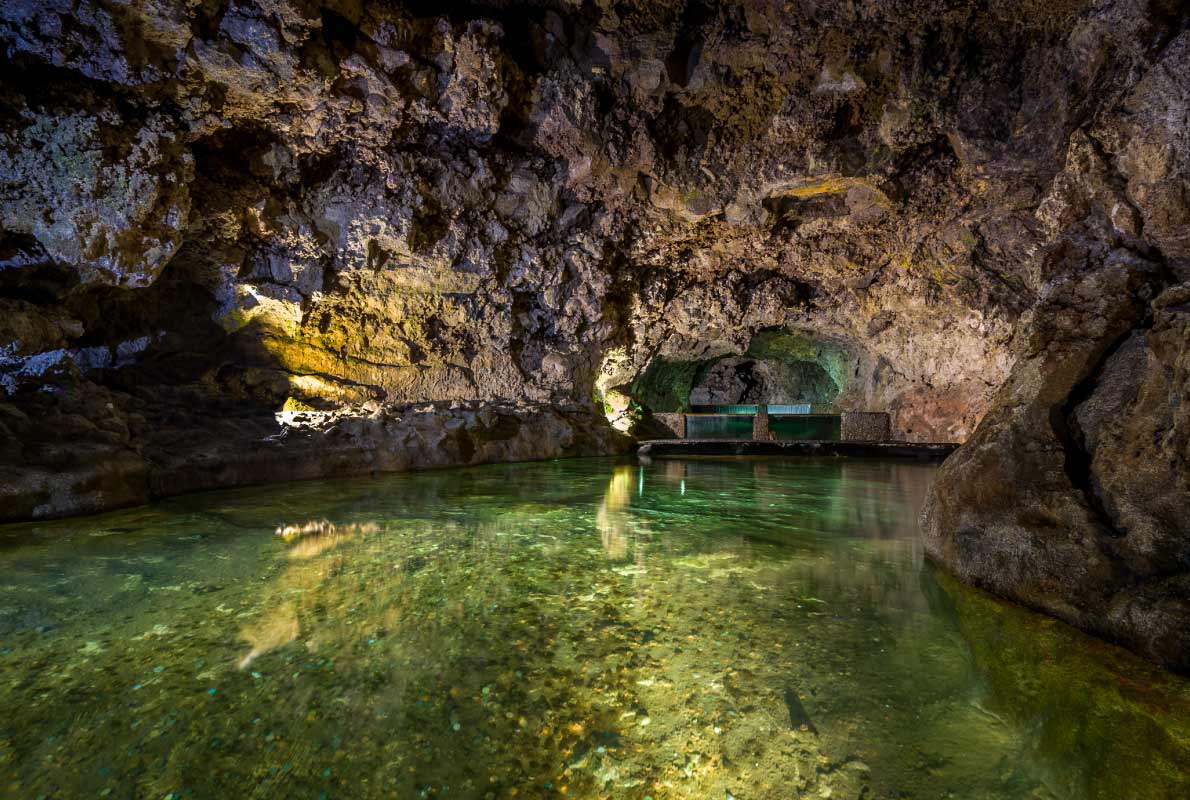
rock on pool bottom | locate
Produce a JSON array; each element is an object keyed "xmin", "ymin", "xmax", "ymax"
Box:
[{"xmin": 0, "ymin": 457, "xmax": 1187, "ymax": 799}]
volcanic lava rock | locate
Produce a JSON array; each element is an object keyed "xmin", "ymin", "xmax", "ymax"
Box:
[
  {"xmin": 0, "ymin": 398, "xmax": 625, "ymax": 522},
  {"xmin": 3, "ymin": 0, "xmax": 1054, "ymax": 456},
  {"xmin": 0, "ymin": 1, "xmax": 1186, "ymax": 674},
  {"xmin": 923, "ymin": 24, "xmax": 1190, "ymax": 672}
]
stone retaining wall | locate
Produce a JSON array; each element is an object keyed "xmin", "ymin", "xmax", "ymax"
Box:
[
  {"xmin": 840, "ymin": 412, "xmax": 891, "ymax": 442},
  {"xmin": 752, "ymin": 405, "xmax": 771, "ymax": 440},
  {"xmin": 651, "ymin": 413, "xmax": 686, "ymax": 438}
]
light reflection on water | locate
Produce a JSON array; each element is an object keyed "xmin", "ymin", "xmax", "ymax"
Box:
[{"xmin": 0, "ymin": 457, "xmax": 1186, "ymax": 799}]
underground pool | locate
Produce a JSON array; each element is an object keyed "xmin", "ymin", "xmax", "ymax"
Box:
[{"xmin": 1, "ymin": 457, "xmax": 1187, "ymax": 799}]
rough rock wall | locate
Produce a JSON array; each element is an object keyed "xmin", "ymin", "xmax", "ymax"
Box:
[
  {"xmin": 923, "ymin": 23, "xmax": 1190, "ymax": 672},
  {"xmin": 688, "ymin": 357, "xmax": 839, "ymax": 406},
  {"xmin": 0, "ymin": 1, "xmax": 1185, "ymax": 527}
]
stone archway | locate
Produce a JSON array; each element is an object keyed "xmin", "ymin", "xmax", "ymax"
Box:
[
  {"xmin": 688, "ymin": 357, "xmax": 840, "ymax": 406},
  {"xmin": 624, "ymin": 328, "xmax": 858, "ymax": 414}
]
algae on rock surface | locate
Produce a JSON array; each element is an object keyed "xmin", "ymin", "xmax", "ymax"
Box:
[{"xmin": 930, "ymin": 570, "xmax": 1190, "ymax": 800}]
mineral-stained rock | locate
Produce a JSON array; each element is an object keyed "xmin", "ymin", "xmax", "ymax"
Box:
[
  {"xmin": 1109, "ymin": 31, "xmax": 1190, "ymax": 279},
  {"xmin": 922, "ymin": 250, "xmax": 1190, "ymax": 672},
  {"xmin": 0, "ymin": 96, "xmax": 192, "ymax": 290},
  {"xmin": 920, "ymin": 5, "xmax": 1190, "ymax": 672},
  {"xmin": 1076, "ymin": 286, "xmax": 1190, "ymax": 577},
  {"xmin": 0, "ymin": 0, "xmax": 1187, "ymax": 669},
  {"xmin": 0, "ymin": 398, "xmax": 627, "ymax": 523}
]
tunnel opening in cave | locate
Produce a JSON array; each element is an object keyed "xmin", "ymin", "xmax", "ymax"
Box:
[
  {"xmin": 601, "ymin": 328, "xmax": 864, "ymax": 441},
  {"xmin": 626, "ymin": 329, "xmax": 854, "ymax": 416}
]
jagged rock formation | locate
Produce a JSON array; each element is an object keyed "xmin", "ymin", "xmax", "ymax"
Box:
[
  {"xmin": 0, "ymin": 0, "xmax": 1187, "ymax": 666},
  {"xmin": 923, "ymin": 23, "xmax": 1190, "ymax": 672},
  {"xmin": 688, "ymin": 356, "xmax": 840, "ymax": 407}
]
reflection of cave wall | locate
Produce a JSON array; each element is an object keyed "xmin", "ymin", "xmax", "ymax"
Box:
[
  {"xmin": 924, "ymin": 569, "xmax": 1190, "ymax": 799},
  {"xmin": 689, "ymin": 357, "xmax": 840, "ymax": 406}
]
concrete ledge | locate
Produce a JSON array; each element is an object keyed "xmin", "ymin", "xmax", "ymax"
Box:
[{"xmin": 636, "ymin": 439, "xmax": 958, "ymax": 460}]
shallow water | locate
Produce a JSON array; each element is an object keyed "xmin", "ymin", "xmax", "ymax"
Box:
[{"xmin": 1, "ymin": 457, "xmax": 1187, "ymax": 799}]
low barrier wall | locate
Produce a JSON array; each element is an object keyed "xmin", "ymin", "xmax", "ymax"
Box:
[{"xmin": 840, "ymin": 412, "xmax": 891, "ymax": 442}]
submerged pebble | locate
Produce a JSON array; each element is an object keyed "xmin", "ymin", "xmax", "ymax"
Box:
[{"xmin": 0, "ymin": 458, "xmax": 1186, "ymax": 800}]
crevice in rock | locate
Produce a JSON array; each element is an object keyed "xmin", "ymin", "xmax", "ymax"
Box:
[
  {"xmin": 883, "ymin": 135, "xmax": 957, "ymax": 205},
  {"xmin": 491, "ymin": 13, "xmax": 546, "ymax": 151},
  {"xmin": 191, "ymin": 122, "xmax": 281, "ymax": 181},
  {"xmin": 408, "ymin": 194, "xmax": 451, "ymax": 253},
  {"xmin": 734, "ymin": 359, "xmax": 761, "ymax": 402},
  {"xmin": 0, "ymin": 239, "xmax": 78, "ymax": 302},
  {"xmin": 0, "ymin": 49, "xmax": 153, "ymax": 110},
  {"xmin": 652, "ymin": 96, "xmax": 716, "ymax": 167},
  {"xmin": 193, "ymin": 0, "xmax": 231, "ymax": 41},
  {"xmin": 319, "ymin": 7, "xmax": 362, "ymax": 56},
  {"xmin": 665, "ymin": 0, "xmax": 713, "ymax": 88},
  {"xmin": 1146, "ymin": 2, "xmax": 1189, "ymax": 58},
  {"xmin": 1053, "ymin": 322, "xmax": 1152, "ymax": 539}
]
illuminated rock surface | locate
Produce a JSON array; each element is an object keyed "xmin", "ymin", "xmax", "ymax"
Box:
[{"xmin": 0, "ymin": 3, "xmax": 1188, "ymax": 668}]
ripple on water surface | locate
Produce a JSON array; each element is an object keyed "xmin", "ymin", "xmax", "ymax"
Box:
[{"xmin": 0, "ymin": 457, "xmax": 1187, "ymax": 799}]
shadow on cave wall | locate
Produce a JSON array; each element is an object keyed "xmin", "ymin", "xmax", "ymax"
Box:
[
  {"xmin": 688, "ymin": 357, "xmax": 840, "ymax": 406},
  {"xmin": 0, "ymin": 114, "xmax": 379, "ymax": 521},
  {"xmin": 0, "ymin": 126, "xmax": 344, "ymax": 426},
  {"xmin": 0, "ymin": 236, "xmax": 303, "ymax": 434}
]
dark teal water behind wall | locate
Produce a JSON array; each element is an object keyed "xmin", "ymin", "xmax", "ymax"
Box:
[
  {"xmin": 685, "ymin": 414, "xmax": 841, "ymax": 440},
  {"xmin": 771, "ymin": 414, "xmax": 841, "ymax": 441},
  {"xmin": 685, "ymin": 414, "xmax": 754, "ymax": 439}
]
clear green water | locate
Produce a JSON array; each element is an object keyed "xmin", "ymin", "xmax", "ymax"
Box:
[
  {"xmin": 1, "ymin": 457, "xmax": 1187, "ymax": 800},
  {"xmin": 684, "ymin": 415, "xmax": 754, "ymax": 439}
]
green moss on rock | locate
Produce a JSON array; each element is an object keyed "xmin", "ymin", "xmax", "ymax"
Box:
[
  {"xmin": 629, "ymin": 358, "xmax": 705, "ymax": 413},
  {"xmin": 746, "ymin": 329, "xmax": 856, "ymax": 394}
]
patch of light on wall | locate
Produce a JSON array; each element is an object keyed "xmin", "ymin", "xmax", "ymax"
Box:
[{"xmin": 595, "ymin": 346, "xmax": 640, "ymax": 433}]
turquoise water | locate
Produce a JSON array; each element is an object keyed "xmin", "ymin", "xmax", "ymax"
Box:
[
  {"xmin": 0, "ymin": 457, "xmax": 1187, "ymax": 799},
  {"xmin": 766, "ymin": 404, "xmax": 813, "ymax": 414},
  {"xmin": 770, "ymin": 414, "xmax": 841, "ymax": 440},
  {"xmin": 684, "ymin": 413, "xmax": 841, "ymax": 440},
  {"xmin": 684, "ymin": 414, "xmax": 754, "ymax": 439}
]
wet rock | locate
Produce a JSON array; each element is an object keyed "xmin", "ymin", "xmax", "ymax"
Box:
[
  {"xmin": 0, "ymin": 399, "xmax": 629, "ymax": 523},
  {"xmin": 923, "ymin": 262, "xmax": 1190, "ymax": 672},
  {"xmin": 0, "ymin": 1, "xmax": 1185, "ymax": 675},
  {"xmin": 921, "ymin": 5, "xmax": 1190, "ymax": 671}
]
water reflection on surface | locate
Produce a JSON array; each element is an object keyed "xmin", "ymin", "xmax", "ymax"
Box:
[{"xmin": 0, "ymin": 457, "xmax": 1186, "ymax": 799}]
